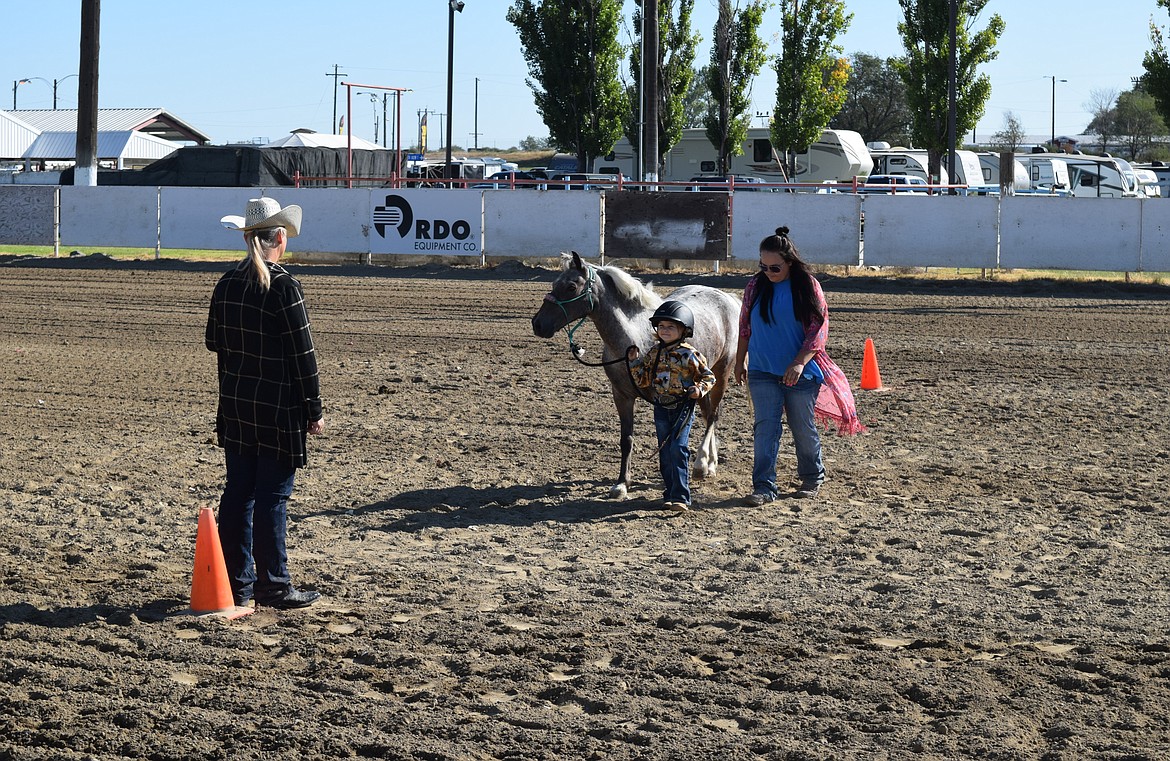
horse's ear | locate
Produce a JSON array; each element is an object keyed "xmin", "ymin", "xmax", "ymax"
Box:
[{"xmin": 570, "ymin": 251, "xmax": 584, "ymax": 271}]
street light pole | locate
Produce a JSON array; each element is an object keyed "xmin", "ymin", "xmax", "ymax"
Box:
[
  {"xmin": 12, "ymin": 79, "xmax": 30, "ymax": 110},
  {"xmin": 54, "ymin": 74, "xmax": 79, "ymax": 109},
  {"xmin": 1050, "ymin": 75, "xmax": 1066, "ymax": 147},
  {"xmin": 445, "ymin": 0, "xmax": 464, "ymax": 181}
]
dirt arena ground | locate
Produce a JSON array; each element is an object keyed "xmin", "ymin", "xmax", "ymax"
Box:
[{"xmin": 0, "ymin": 255, "xmax": 1167, "ymax": 761}]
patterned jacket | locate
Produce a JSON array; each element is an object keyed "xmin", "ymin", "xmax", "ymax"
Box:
[
  {"xmin": 205, "ymin": 260, "xmax": 322, "ymax": 467},
  {"xmin": 628, "ymin": 340, "xmax": 716, "ymax": 407}
]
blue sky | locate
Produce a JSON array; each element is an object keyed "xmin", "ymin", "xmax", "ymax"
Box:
[{"xmin": 3, "ymin": 1, "xmax": 1162, "ymax": 148}]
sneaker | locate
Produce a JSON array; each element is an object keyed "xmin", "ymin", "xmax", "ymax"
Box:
[
  {"xmin": 793, "ymin": 483, "xmax": 821, "ymax": 499},
  {"xmin": 664, "ymin": 501, "xmax": 690, "ymax": 512},
  {"xmin": 256, "ymin": 587, "xmax": 320, "ymax": 610},
  {"xmin": 743, "ymin": 492, "xmax": 774, "ymax": 507}
]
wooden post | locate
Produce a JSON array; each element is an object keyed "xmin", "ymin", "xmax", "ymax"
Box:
[{"xmin": 74, "ymin": 0, "xmax": 100, "ymax": 187}]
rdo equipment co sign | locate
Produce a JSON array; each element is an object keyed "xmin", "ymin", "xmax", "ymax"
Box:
[{"xmin": 371, "ymin": 190, "xmax": 482, "ymax": 256}]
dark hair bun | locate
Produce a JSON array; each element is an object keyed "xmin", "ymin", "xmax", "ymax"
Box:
[{"xmin": 776, "ymin": 226, "xmax": 790, "ymax": 237}]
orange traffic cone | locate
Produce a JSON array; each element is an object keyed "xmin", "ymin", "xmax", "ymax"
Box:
[
  {"xmin": 860, "ymin": 338, "xmax": 884, "ymax": 391},
  {"xmin": 190, "ymin": 506, "xmax": 252, "ymax": 618}
]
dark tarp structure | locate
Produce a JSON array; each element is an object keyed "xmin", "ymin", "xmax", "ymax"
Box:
[{"xmin": 61, "ymin": 145, "xmax": 400, "ymax": 186}]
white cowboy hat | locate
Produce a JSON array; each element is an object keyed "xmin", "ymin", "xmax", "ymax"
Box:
[{"xmin": 220, "ymin": 197, "xmax": 302, "ymax": 237}]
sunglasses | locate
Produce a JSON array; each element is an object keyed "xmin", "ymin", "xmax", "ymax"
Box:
[{"xmin": 758, "ymin": 261, "xmax": 789, "ymax": 273}]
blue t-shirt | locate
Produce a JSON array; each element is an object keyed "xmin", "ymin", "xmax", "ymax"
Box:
[{"xmin": 748, "ymin": 278, "xmax": 824, "ymax": 381}]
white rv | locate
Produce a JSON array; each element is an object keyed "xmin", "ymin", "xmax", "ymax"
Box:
[
  {"xmin": 599, "ymin": 127, "xmax": 872, "ymax": 187},
  {"xmin": 1134, "ymin": 162, "xmax": 1170, "ymax": 197},
  {"xmin": 976, "ymin": 152, "xmax": 1029, "ymax": 193},
  {"xmin": 869, "ymin": 148, "xmax": 991, "ymax": 193},
  {"xmin": 1014, "ymin": 154, "xmax": 1071, "ymax": 194},
  {"xmin": 1017, "ymin": 153, "xmax": 1138, "ymax": 198}
]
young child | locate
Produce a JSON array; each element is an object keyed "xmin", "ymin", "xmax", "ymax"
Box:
[{"xmin": 626, "ymin": 300, "xmax": 717, "ymax": 512}]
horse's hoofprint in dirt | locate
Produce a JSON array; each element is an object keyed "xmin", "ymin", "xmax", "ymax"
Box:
[{"xmin": 0, "ymin": 258, "xmax": 1168, "ymax": 760}]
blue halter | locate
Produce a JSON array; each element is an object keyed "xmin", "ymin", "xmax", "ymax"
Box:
[{"xmin": 543, "ymin": 265, "xmax": 597, "ymax": 353}]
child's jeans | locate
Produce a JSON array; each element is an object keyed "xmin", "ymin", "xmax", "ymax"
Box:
[{"xmin": 654, "ymin": 401, "xmax": 696, "ymax": 504}]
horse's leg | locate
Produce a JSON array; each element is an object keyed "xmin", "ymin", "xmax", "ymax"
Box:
[
  {"xmin": 611, "ymin": 392, "xmax": 636, "ymax": 499},
  {"xmin": 694, "ymin": 363, "xmax": 730, "ymax": 479}
]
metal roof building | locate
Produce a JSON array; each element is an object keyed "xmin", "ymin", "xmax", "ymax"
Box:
[
  {"xmin": 22, "ymin": 130, "xmax": 181, "ymax": 168},
  {"xmin": 0, "ymin": 107, "xmax": 210, "ymax": 170},
  {"xmin": 9, "ymin": 108, "xmax": 210, "ymax": 144}
]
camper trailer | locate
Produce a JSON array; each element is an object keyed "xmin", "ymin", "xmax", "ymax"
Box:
[
  {"xmin": 1017, "ymin": 153, "xmax": 1138, "ymax": 198},
  {"xmin": 1014, "ymin": 155, "xmax": 1071, "ymax": 194},
  {"xmin": 869, "ymin": 148, "xmax": 990, "ymax": 193},
  {"xmin": 599, "ymin": 127, "xmax": 872, "ymax": 187},
  {"xmin": 1134, "ymin": 162, "xmax": 1170, "ymax": 197},
  {"xmin": 976, "ymin": 152, "xmax": 1029, "ymax": 193}
]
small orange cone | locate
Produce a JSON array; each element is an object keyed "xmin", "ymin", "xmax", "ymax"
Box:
[
  {"xmin": 190, "ymin": 507, "xmax": 252, "ymax": 618},
  {"xmin": 860, "ymin": 338, "xmax": 884, "ymax": 391}
]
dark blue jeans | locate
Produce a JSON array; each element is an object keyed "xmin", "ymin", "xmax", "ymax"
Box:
[
  {"xmin": 653, "ymin": 402, "xmax": 696, "ymax": 505},
  {"xmin": 218, "ymin": 450, "xmax": 297, "ymax": 603}
]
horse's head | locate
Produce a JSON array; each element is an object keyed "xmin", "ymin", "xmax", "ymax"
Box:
[{"xmin": 532, "ymin": 251, "xmax": 596, "ymax": 338}]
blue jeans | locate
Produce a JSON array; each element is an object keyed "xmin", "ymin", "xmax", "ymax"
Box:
[
  {"xmin": 654, "ymin": 402, "xmax": 696, "ymax": 504},
  {"xmin": 218, "ymin": 450, "xmax": 297, "ymax": 602},
  {"xmin": 747, "ymin": 370, "xmax": 824, "ymax": 498}
]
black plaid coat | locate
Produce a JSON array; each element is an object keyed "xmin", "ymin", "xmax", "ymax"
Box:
[{"xmin": 205, "ymin": 261, "xmax": 323, "ymax": 468}]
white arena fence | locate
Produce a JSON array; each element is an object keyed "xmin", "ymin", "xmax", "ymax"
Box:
[{"xmin": 1, "ymin": 185, "xmax": 1169, "ymax": 273}]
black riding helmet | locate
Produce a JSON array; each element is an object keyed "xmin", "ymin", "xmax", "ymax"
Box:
[{"xmin": 650, "ymin": 300, "xmax": 695, "ymax": 338}]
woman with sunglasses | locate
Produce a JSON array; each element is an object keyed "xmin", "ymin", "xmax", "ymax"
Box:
[{"xmin": 734, "ymin": 227, "xmax": 865, "ymax": 506}]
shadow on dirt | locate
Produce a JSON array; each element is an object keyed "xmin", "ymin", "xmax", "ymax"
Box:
[
  {"xmin": 316, "ymin": 481, "xmax": 678, "ymax": 532},
  {"xmin": 0, "ymin": 600, "xmax": 183, "ymax": 627}
]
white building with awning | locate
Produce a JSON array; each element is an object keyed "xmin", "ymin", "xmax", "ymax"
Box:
[{"xmin": 0, "ymin": 107, "xmax": 210, "ymax": 173}]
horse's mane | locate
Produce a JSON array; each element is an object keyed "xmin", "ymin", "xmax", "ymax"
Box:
[{"xmin": 596, "ymin": 264, "xmax": 660, "ymax": 310}]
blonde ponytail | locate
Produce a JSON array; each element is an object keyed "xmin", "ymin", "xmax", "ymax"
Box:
[{"xmin": 244, "ymin": 228, "xmax": 283, "ymax": 291}]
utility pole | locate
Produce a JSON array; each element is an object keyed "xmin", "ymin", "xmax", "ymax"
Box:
[
  {"xmin": 326, "ymin": 64, "xmax": 347, "ymax": 134},
  {"xmin": 473, "ymin": 78, "xmax": 480, "ymax": 150},
  {"xmin": 946, "ymin": 0, "xmax": 957, "ymax": 191},
  {"xmin": 75, "ymin": 0, "xmax": 100, "ymax": 187},
  {"xmin": 642, "ymin": 0, "xmax": 659, "ymax": 184}
]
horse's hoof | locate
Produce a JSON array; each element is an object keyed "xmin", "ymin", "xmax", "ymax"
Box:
[{"xmin": 609, "ymin": 484, "xmax": 628, "ymax": 500}]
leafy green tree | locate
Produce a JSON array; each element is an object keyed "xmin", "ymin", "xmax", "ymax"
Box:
[
  {"xmin": 1113, "ymin": 88, "xmax": 1167, "ymax": 160},
  {"xmin": 683, "ymin": 64, "xmax": 713, "ymax": 128},
  {"xmin": 704, "ymin": 0, "xmax": 770, "ymax": 175},
  {"xmin": 1141, "ymin": 0, "xmax": 1170, "ymax": 126},
  {"xmin": 508, "ymin": 0, "xmax": 628, "ymax": 172},
  {"xmin": 771, "ymin": 0, "xmax": 853, "ymax": 179},
  {"xmin": 894, "ymin": 0, "xmax": 1003, "ymax": 181},
  {"xmin": 829, "ymin": 52, "xmax": 912, "ymax": 145},
  {"xmin": 625, "ymin": 0, "xmax": 701, "ymax": 174},
  {"xmin": 519, "ymin": 135, "xmax": 552, "ymax": 151}
]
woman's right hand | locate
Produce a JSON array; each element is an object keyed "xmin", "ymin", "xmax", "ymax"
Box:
[
  {"xmin": 307, "ymin": 418, "xmax": 325, "ymax": 435},
  {"xmin": 734, "ymin": 362, "xmax": 747, "ymax": 385},
  {"xmin": 626, "ymin": 345, "xmax": 640, "ymax": 361}
]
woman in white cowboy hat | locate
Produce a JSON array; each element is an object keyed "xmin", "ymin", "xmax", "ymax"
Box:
[{"xmin": 205, "ymin": 197, "xmax": 323, "ymax": 610}]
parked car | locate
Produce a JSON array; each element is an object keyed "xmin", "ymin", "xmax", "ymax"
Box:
[
  {"xmin": 686, "ymin": 175, "xmax": 770, "ymax": 191},
  {"xmin": 471, "ymin": 171, "xmax": 544, "ymax": 189},
  {"xmin": 547, "ymin": 173, "xmax": 620, "ymax": 190},
  {"xmin": 858, "ymin": 174, "xmax": 930, "ymax": 194}
]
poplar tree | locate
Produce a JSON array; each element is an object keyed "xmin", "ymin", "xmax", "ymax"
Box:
[
  {"xmin": 894, "ymin": 0, "xmax": 1003, "ymax": 181},
  {"xmin": 771, "ymin": 0, "xmax": 853, "ymax": 180},
  {"xmin": 508, "ymin": 0, "xmax": 628, "ymax": 172},
  {"xmin": 703, "ymin": 0, "xmax": 769, "ymax": 176},
  {"xmin": 1141, "ymin": 0, "xmax": 1170, "ymax": 127}
]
